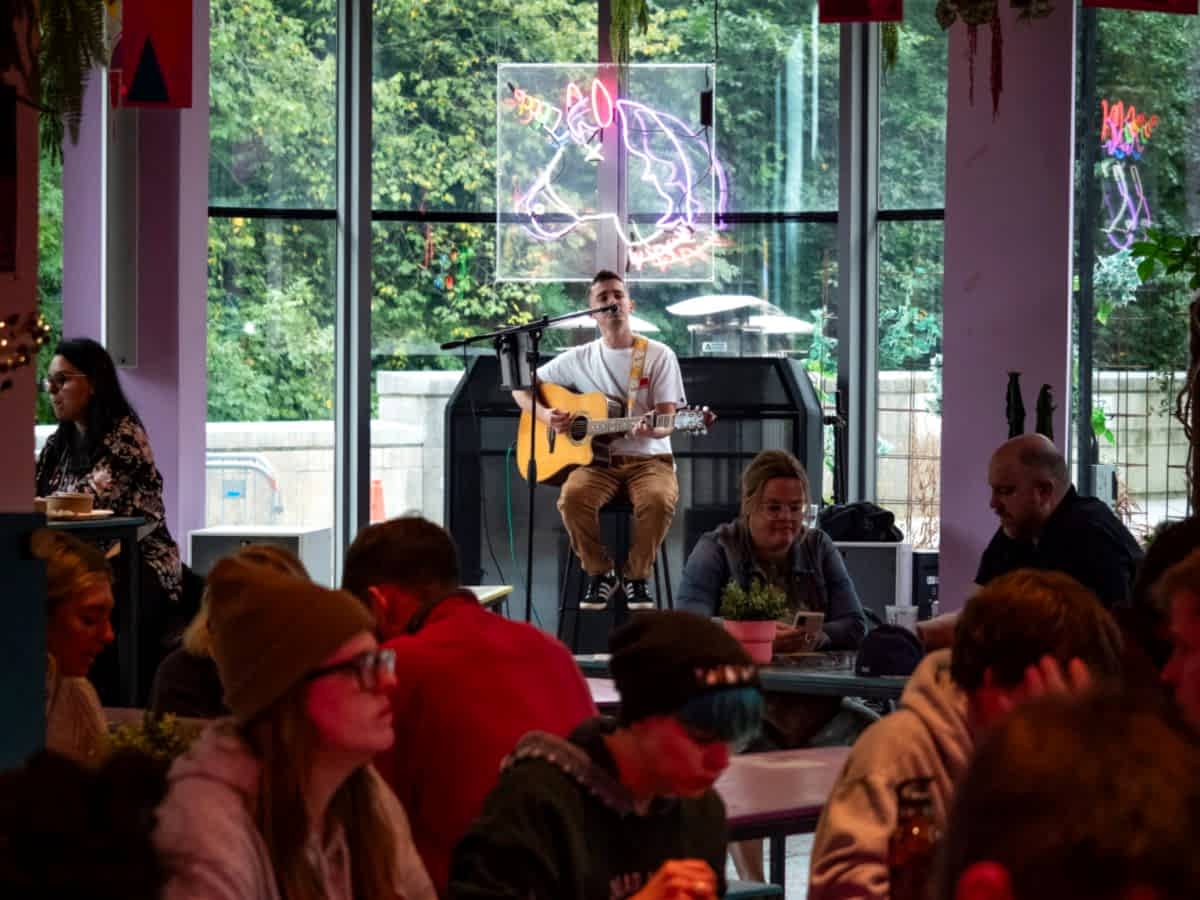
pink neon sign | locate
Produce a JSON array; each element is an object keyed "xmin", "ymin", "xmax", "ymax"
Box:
[
  {"xmin": 502, "ymin": 76, "xmax": 728, "ymax": 274},
  {"xmin": 1098, "ymin": 99, "xmax": 1158, "ymax": 251}
]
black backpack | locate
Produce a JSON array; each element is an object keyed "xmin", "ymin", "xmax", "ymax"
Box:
[{"xmin": 818, "ymin": 502, "xmax": 904, "ymax": 542}]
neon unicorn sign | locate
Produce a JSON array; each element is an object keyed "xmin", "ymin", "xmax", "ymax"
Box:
[
  {"xmin": 497, "ymin": 64, "xmax": 727, "ymax": 281},
  {"xmin": 1098, "ymin": 100, "xmax": 1159, "ymax": 252}
]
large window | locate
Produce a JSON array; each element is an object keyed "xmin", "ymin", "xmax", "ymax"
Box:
[
  {"xmin": 206, "ymin": 0, "xmax": 951, "ymax": 579},
  {"xmin": 1075, "ymin": 9, "xmax": 1200, "ymax": 538},
  {"xmin": 206, "ymin": 0, "xmax": 338, "ymax": 570}
]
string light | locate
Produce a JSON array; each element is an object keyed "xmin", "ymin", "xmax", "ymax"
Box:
[{"xmin": 0, "ymin": 312, "xmax": 53, "ymax": 393}]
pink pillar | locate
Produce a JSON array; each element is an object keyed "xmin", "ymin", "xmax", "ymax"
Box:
[
  {"xmin": 938, "ymin": 4, "xmax": 1076, "ymax": 609},
  {"xmin": 61, "ymin": 72, "xmax": 105, "ymax": 340}
]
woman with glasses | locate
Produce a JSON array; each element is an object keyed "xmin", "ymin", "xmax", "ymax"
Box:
[
  {"xmin": 155, "ymin": 555, "xmax": 436, "ymax": 900},
  {"xmin": 35, "ymin": 338, "xmax": 184, "ymax": 700},
  {"xmin": 677, "ymin": 449, "xmax": 867, "ymax": 656}
]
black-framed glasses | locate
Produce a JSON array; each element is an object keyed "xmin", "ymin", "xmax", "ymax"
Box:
[
  {"xmin": 42, "ymin": 373, "xmax": 87, "ymax": 392},
  {"xmin": 305, "ymin": 648, "xmax": 396, "ymax": 691}
]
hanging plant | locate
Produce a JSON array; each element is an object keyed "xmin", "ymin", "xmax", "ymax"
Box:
[
  {"xmin": 0, "ymin": 0, "xmax": 108, "ymax": 160},
  {"xmin": 610, "ymin": 0, "xmax": 650, "ymax": 68},
  {"xmin": 935, "ymin": 0, "xmax": 1053, "ymax": 118}
]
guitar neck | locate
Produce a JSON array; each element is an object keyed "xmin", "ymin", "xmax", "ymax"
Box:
[{"xmin": 587, "ymin": 413, "xmax": 673, "ymax": 436}]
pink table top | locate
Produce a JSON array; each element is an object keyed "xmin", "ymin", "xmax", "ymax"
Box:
[{"xmin": 716, "ymin": 746, "xmax": 850, "ymax": 831}]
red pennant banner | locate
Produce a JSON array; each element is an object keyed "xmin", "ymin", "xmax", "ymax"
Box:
[
  {"xmin": 819, "ymin": 0, "xmax": 903, "ymax": 22},
  {"xmin": 1083, "ymin": 0, "xmax": 1196, "ymax": 12},
  {"xmin": 116, "ymin": 0, "xmax": 194, "ymax": 108}
]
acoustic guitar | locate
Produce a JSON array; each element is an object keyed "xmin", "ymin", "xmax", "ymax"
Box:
[{"xmin": 516, "ymin": 382, "xmax": 711, "ymax": 484}]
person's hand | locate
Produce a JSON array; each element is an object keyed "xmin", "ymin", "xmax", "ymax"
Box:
[
  {"xmin": 630, "ymin": 413, "xmax": 654, "ymax": 438},
  {"xmin": 914, "ymin": 611, "xmax": 959, "ymax": 651},
  {"xmin": 1021, "ymin": 655, "xmax": 1093, "ymax": 698},
  {"xmin": 992, "ymin": 655, "xmax": 1094, "ymax": 719},
  {"xmin": 544, "ymin": 407, "xmax": 571, "ymax": 434},
  {"xmin": 629, "ymin": 860, "xmax": 718, "ymax": 900},
  {"xmin": 773, "ymin": 627, "xmax": 824, "ymax": 654}
]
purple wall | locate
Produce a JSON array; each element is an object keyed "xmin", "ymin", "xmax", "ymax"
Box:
[
  {"xmin": 61, "ymin": 72, "xmax": 104, "ymax": 341},
  {"xmin": 59, "ymin": 2, "xmax": 209, "ymax": 555},
  {"xmin": 938, "ymin": 3, "xmax": 1076, "ymax": 609}
]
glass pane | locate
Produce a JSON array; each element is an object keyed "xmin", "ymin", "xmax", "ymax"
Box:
[
  {"xmin": 206, "ymin": 216, "xmax": 337, "ymax": 578},
  {"xmin": 209, "ymin": 0, "xmax": 337, "ymax": 209},
  {"xmin": 877, "ymin": 220, "xmax": 943, "ymax": 548},
  {"xmin": 878, "ymin": 0, "xmax": 948, "ymax": 210},
  {"xmin": 1075, "ymin": 10, "xmax": 1200, "ymax": 536},
  {"xmin": 631, "ymin": 0, "xmax": 839, "ymax": 213},
  {"xmin": 37, "ymin": 147, "xmax": 63, "ymax": 428},
  {"xmin": 372, "ymin": 0, "xmax": 597, "ymax": 213},
  {"xmin": 369, "ymin": 221, "xmax": 577, "ymax": 526}
]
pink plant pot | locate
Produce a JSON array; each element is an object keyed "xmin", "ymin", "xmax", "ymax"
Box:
[{"xmin": 722, "ymin": 619, "xmax": 776, "ymax": 664}]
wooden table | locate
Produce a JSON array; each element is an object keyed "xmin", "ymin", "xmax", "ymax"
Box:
[
  {"xmin": 717, "ymin": 746, "xmax": 851, "ymax": 887},
  {"xmin": 575, "ymin": 655, "xmax": 907, "ymax": 702},
  {"xmin": 48, "ymin": 516, "xmax": 145, "ymax": 706}
]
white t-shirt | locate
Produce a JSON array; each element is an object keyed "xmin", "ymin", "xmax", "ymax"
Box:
[{"xmin": 536, "ymin": 337, "xmax": 687, "ymax": 457}]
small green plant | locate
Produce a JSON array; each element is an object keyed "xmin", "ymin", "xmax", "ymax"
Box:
[
  {"xmin": 719, "ymin": 579, "xmax": 788, "ymax": 622},
  {"xmin": 1131, "ymin": 228, "xmax": 1200, "ymax": 292},
  {"xmin": 107, "ymin": 712, "xmax": 194, "ymax": 763}
]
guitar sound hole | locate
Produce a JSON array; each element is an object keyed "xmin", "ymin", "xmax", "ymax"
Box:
[{"xmin": 569, "ymin": 417, "xmax": 589, "ymax": 442}]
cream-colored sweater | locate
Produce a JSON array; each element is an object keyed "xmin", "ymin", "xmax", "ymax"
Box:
[{"xmin": 45, "ymin": 655, "xmax": 108, "ymax": 766}]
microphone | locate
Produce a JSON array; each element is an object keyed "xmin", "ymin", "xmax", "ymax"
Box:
[{"xmin": 593, "ymin": 302, "xmax": 620, "ymax": 315}]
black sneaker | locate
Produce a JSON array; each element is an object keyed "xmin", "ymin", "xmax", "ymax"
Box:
[
  {"xmin": 581, "ymin": 570, "xmax": 620, "ymax": 610},
  {"xmin": 623, "ymin": 578, "xmax": 655, "ymax": 610}
]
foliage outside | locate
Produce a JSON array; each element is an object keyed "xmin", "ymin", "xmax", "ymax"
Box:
[{"xmin": 719, "ymin": 578, "xmax": 788, "ymax": 621}]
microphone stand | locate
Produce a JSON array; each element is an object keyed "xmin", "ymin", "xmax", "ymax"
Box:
[{"xmin": 441, "ymin": 304, "xmax": 616, "ymax": 623}]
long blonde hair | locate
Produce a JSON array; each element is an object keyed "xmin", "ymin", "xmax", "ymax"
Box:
[
  {"xmin": 183, "ymin": 544, "xmax": 310, "ymax": 657},
  {"xmin": 242, "ymin": 684, "xmax": 397, "ymax": 900},
  {"xmin": 29, "ymin": 528, "xmax": 112, "ymax": 614}
]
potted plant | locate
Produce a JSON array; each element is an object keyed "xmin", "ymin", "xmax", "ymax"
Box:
[{"xmin": 718, "ymin": 579, "xmax": 788, "ymax": 664}]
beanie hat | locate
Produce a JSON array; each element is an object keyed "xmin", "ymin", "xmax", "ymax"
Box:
[
  {"xmin": 206, "ymin": 556, "xmax": 375, "ymax": 722},
  {"xmin": 855, "ymin": 623, "xmax": 925, "ymax": 678},
  {"xmin": 609, "ymin": 610, "xmax": 759, "ymax": 723}
]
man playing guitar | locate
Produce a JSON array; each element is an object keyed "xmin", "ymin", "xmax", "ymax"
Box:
[{"xmin": 511, "ymin": 270, "xmax": 685, "ymax": 612}]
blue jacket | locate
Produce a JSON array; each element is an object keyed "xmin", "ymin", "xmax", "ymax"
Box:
[{"xmin": 677, "ymin": 520, "xmax": 868, "ymax": 651}]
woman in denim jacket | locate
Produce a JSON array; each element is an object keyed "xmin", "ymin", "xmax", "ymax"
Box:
[{"xmin": 677, "ymin": 450, "xmax": 867, "ymax": 653}]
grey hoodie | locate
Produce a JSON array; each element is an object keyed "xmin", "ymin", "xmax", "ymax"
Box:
[
  {"xmin": 807, "ymin": 650, "xmax": 971, "ymax": 900},
  {"xmin": 155, "ymin": 720, "xmax": 436, "ymax": 900}
]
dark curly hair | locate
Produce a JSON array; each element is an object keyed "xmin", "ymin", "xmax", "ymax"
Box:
[
  {"xmin": 951, "ymin": 568, "xmax": 1123, "ymax": 693},
  {"xmin": 39, "ymin": 338, "xmax": 141, "ymax": 486},
  {"xmin": 0, "ymin": 749, "xmax": 171, "ymax": 900}
]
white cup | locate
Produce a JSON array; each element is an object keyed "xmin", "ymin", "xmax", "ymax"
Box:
[{"xmin": 885, "ymin": 604, "xmax": 919, "ymax": 632}]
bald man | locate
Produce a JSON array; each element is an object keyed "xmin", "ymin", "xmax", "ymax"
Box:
[{"xmin": 976, "ymin": 434, "xmax": 1142, "ymax": 609}]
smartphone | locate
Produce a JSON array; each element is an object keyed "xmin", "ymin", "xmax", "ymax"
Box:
[{"xmin": 793, "ymin": 610, "xmax": 825, "ymax": 633}]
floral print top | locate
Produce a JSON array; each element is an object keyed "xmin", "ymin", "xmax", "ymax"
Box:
[{"xmin": 36, "ymin": 416, "xmax": 183, "ymax": 604}]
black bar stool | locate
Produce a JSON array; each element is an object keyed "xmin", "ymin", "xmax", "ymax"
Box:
[{"xmin": 556, "ymin": 498, "xmax": 673, "ymax": 652}]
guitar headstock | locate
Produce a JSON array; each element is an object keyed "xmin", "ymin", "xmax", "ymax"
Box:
[{"xmin": 672, "ymin": 405, "xmax": 716, "ymax": 435}]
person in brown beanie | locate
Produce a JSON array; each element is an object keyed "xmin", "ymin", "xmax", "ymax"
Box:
[
  {"xmin": 153, "ymin": 555, "xmax": 436, "ymax": 900},
  {"xmin": 449, "ymin": 610, "xmax": 763, "ymax": 900}
]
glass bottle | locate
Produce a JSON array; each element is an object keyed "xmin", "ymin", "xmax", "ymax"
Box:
[{"xmin": 888, "ymin": 776, "xmax": 941, "ymax": 900}]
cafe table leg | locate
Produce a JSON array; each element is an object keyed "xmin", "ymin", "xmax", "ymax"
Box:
[{"xmin": 769, "ymin": 834, "xmax": 786, "ymax": 888}]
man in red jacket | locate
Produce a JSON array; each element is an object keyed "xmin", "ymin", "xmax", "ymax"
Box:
[{"xmin": 342, "ymin": 516, "xmax": 597, "ymax": 897}]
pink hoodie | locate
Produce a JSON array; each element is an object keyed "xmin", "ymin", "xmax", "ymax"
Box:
[{"xmin": 155, "ymin": 720, "xmax": 436, "ymax": 900}]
